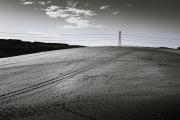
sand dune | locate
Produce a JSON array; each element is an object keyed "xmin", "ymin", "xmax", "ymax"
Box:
[{"xmin": 0, "ymin": 47, "xmax": 180, "ymax": 120}]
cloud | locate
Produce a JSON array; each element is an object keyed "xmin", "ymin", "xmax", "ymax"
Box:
[
  {"xmin": 63, "ymin": 16, "xmax": 103, "ymax": 29},
  {"xmin": 20, "ymin": 0, "xmax": 102, "ymax": 29},
  {"xmin": 45, "ymin": 6, "xmax": 62, "ymax": 18},
  {"xmin": 63, "ymin": 17, "xmax": 91, "ymax": 29},
  {"xmin": 38, "ymin": 1, "xmax": 46, "ymax": 6},
  {"xmin": 112, "ymin": 10, "xmax": 119, "ymax": 15},
  {"xmin": 47, "ymin": 1, "xmax": 52, "ymax": 4},
  {"xmin": 66, "ymin": 7, "xmax": 96, "ymax": 16},
  {"xmin": 45, "ymin": 6, "xmax": 96, "ymax": 18},
  {"xmin": 67, "ymin": 1, "xmax": 79, "ymax": 8},
  {"xmin": 85, "ymin": 3, "xmax": 89, "ymax": 6},
  {"xmin": 47, "ymin": 5, "xmax": 59, "ymax": 11},
  {"xmin": 45, "ymin": 7, "xmax": 65, "ymax": 18},
  {"xmin": 20, "ymin": 0, "xmax": 51, "ymax": 6},
  {"xmin": 45, "ymin": 5, "xmax": 99, "ymax": 29},
  {"xmin": 100, "ymin": 5, "xmax": 110, "ymax": 10},
  {"xmin": 124, "ymin": 4, "xmax": 133, "ymax": 7},
  {"xmin": 21, "ymin": 1, "xmax": 34, "ymax": 5}
]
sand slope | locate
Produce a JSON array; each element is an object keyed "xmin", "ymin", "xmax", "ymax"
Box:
[{"xmin": 0, "ymin": 47, "xmax": 180, "ymax": 120}]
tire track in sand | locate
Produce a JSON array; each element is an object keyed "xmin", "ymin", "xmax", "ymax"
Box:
[{"xmin": 0, "ymin": 51, "xmax": 132, "ymax": 102}]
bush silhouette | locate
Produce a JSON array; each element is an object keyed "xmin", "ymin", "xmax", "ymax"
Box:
[{"xmin": 0, "ymin": 39, "xmax": 83, "ymax": 58}]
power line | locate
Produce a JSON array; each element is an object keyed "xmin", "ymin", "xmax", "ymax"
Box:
[
  {"xmin": 1, "ymin": 31, "xmax": 179, "ymax": 40},
  {"xmin": 0, "ymin": 31, "xmax": 179, "ymax": 40},
  {"xmin": 123, "ymin": 33, "xmax": 180, "ymax": 41},
  {"xmin": 0, "ymin": 35, "xmax": 117, "ymax": 39},
  {"xmin": 0, "ymin": 31, "xmax": 117, "ymax": 36},
  {"xmin": 124, "ymin": 39, "xmax": 178, "ymax": 45},
  {"xmin": 122, "ymin": 36, "xmax": 179, "ymax": 42},
  {"xmin": 0, "ymin": 31, "xmax": 179, "ymax": 46}
]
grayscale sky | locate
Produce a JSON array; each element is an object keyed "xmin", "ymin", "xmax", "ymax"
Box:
[{"xmin": 0, "ymin": 0, "xmax": 180, "ymax": 47}]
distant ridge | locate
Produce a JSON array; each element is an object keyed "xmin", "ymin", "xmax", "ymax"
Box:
[{"xmin": 0, "ymin": 39, "xmax": 84, "ymax": 58}]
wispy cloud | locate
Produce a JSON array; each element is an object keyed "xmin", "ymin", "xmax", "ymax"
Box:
[
  {"xmin": 67, "ymin": 0, "xmax": 79, "ymax": 8},
  {"xmin": 45, "ymin": 5, "xmax": 98, "ymax": 29},
  {"xmin": 63, "ymin": 17, "xmax": 103, "ymax": 29},
  {"xmin": 21, "ymin": 1, "xmax": 34, "ymax": 5},
  {"xmin": 20, "ymin": 0, "xmax": 104, "ymax": 29},
  {"xmin": 20, "ymin": 0, "xmax": 51, "ymax": 6},
  {"xmin": 100, "ymin": 5, "xmax": 110, "ymax": 10},
  {"xmin": 45, "ymin": 6, "xmax": 96, "ymax": 18},
  {"xmin": 112, "ymin": 10, "xmax": 119, "ymax": 15},
  {"xmin": 124, "ymin": 4, "xmax": 133, "ymax": 8},
  {"xmin": 63, "ymin": 17, "xmax": 90, "ymax": 29},
  {"xmin": 38, "ymin": 1, "xmax": 46, "ymax": 6}
]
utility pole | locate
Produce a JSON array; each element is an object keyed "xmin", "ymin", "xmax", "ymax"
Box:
[{"xmin": 118, "ymin": 31, "xmax": 121, "ymax": 46}]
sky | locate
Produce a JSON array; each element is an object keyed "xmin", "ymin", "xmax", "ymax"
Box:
[{"xmin": 0, "ymin": 0, "xmax": 180, "ymax": 47}]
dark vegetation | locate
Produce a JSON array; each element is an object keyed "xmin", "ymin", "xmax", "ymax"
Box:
[
  {"xmin": 158, "ymin": 47, "xmax": 171, "ymax": 49},
  {"xmin": 0, "ymin": 39, "xmax": 83, "ymax": 58}
]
